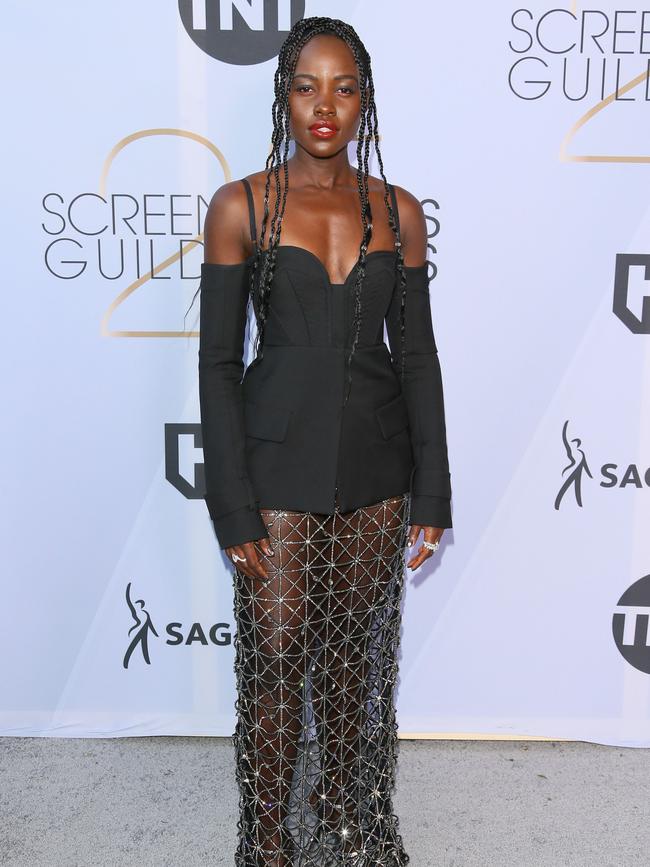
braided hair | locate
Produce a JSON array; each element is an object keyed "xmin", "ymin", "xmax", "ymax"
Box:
[{"xmin": 188, "ymin": 16, "xmax": 409, "ymax": 398}]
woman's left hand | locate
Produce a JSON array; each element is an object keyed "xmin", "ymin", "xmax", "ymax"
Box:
[{"xmin": 406, "ymin": 525, "xmax": 444, "ymax": 570}]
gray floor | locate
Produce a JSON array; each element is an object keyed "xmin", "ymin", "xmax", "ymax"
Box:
[{"xmin": 0, "ymin": 736, "xmax": 648, "ymax": 866}]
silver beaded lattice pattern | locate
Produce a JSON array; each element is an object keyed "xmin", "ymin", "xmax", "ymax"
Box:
[{"xmin": 231, "ymin": 493, "xmax": 412, "ymax": 866}]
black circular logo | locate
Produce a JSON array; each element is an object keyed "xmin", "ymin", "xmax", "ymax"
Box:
[
  {"xmin": 612, "ymin": 573, "xmax": 650, "ymax": 674},
  {"xmin": 178, "ymin": 0, "xmax": 306, "ymax": 66}
]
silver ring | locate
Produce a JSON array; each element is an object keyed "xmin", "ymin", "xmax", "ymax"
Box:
[
  {"xmin": 422, "ymin": 540, "xmax": 440, "ymax": 552},
  {"xmin": 232, "ymin": 554, "xmax": 246, "ymax": 563}
]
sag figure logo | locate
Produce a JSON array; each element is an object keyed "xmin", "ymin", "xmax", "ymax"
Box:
[
  {"xmin": 122, "ymin": 582, "xmax": 234, "ymax": 668},
  {"xmin": 554, "ymin": 420, "xmax": 592, "ymax": 510},
  {"xmin": 554, "ymin": 420, "xmax": 650, "ymax": 510},
  {"xmin": 123, "ymin": 582, "xmax": 159, "ymax": 669}
]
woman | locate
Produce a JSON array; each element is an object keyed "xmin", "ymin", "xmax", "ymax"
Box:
[{"xmin": 196, "ymin": 16, "xmax": 452, "ymax": 867}]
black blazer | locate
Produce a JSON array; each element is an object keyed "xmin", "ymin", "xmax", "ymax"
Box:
[{"xmin": 198, "ymin": 179, "xmax": 452, "ymax": 550}]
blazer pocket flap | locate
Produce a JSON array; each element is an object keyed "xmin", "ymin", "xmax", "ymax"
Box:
[
  {"xmin": 244, "ymin": 400, "xmax": 292, "ymax": 442},
  {"xmin": 375, "ymin": 393, "xmax": 410, "ymax": 440}
]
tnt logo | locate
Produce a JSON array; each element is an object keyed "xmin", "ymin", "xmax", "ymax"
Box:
[
  {"xmin": 179, "ymin": 0, "xmax": 306, "ymax": 65},
  {"xmin": 612, "ymin": 574, "xmax": 650, "ymax": 674}
]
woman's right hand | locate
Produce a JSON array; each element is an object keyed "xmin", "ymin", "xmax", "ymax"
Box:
[{"xmin": 226, "ymin": 536, "xmax": 275, "ymax": 580}]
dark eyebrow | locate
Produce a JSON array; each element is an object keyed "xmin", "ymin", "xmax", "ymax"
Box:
[{"xmin": 292, "ymin": 73, "xmax": 359, "ymax": 82}]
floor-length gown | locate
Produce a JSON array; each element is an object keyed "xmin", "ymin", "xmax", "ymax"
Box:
[
  {"xmin": 199, "ymin": 176, "xmax": 452, "ymax": 864},
  {"xmin": 231, "ymin": 491, "xmax": 412, "ymax": 866}
]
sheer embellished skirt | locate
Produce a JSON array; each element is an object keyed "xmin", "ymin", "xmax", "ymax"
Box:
[{"xmin": 231, "ymin": 492, "xmax": 412, "ymax": 866}]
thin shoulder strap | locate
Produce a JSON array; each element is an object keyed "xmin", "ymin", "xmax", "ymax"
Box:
[
  {"xmin": 387, "ymin": 183, "xmax": 401, "ymax": 236},
  {"xmin": 240, "ymin": 177, "xmax": 258, "ymax": 248}
]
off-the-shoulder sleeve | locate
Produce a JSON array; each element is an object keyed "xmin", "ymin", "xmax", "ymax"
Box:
[
  {"xmin": 198, "ymin": 261, "xmax": 269, "ymax": 549},
  {"xmin": 385, "ymin": 263, "xmax": 453, "ymax": 529}
]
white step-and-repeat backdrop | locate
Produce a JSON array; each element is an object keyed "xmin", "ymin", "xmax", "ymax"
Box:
[{"xmin": 2, "ymin": 1, "xmax": 649, "ymax": 746}]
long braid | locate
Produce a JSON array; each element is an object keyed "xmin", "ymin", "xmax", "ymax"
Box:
[
  {"xmin": 345, "ymin": 38, "xmax": 373, "ymax": 403},
  {"xmin": 369, "ymin": 82, "xmax": 409, "ymax": 384},
  {"xmin": 185, "ymin": 16, "xmax": 408, "ymax": 390}
]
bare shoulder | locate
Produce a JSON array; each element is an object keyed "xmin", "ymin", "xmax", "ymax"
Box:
[
  {"xmin": 367, "ymin": 176, "xmax": 427, "ymax": 266},
  {"xmin": 245, "ymin": 169, "xmax": 270, "ymax": 191},
  {"xmin": 389, "ymin": 182, "xmax": 427, "ymax": 267},
  {"xmin": 203, "ymin": 178, "xmax": 250, "ymax": 264},
  {"xmin": 389, "ymin": 182, "xmax": 424, "ymax": 222}
]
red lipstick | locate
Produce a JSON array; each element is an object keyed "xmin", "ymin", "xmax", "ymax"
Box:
[{"xmin": 308, "ymin": 120, "xmax": 338, "ymax": 139}]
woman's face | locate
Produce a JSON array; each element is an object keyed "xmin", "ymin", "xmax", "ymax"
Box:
[{"xmin": 287, "ymin": 34, "xmax": 361, "ymax": 154}]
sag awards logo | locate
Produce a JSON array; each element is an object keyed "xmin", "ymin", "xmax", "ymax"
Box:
[
  {"xmin": 40, "ymin": 123, "xmax": 241, "ymax": 339},
  {"xmin": 123, "ymin": 582, "xmax": 159, "ymax": 668},
  {"xmin": 613, "ymin": 574, "xmax": 650, "ymax": 674},
  {"xmin": 122, "ymin": 581, "xmax": 232, "ymax": 669},
  {"xmin": 613, "ymin": 253, "xmax": 650, "ymax": 334},
  {"xmin": 508, "ymin": 8, "xmax": 650, "ymax": 101},
  {"xmin": 178, "ymin": 0, "xmax": 306, "ymax": 65},
  {"xmin": 41, "ymin": 188, "xmax": 206, "ymax": 287},
  {"xmin": 41, "ymin": 174, "xmax": 214, "ymax": 338},
  {"xmin": 554, "ymin": 420, "xmax": 650, "ymax": 510}
]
